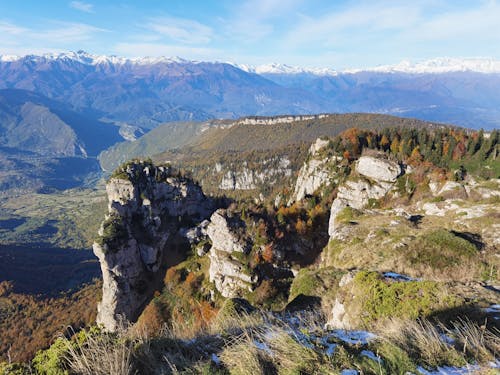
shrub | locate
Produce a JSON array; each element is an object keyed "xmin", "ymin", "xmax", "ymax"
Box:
[
  {"xmin": 96, "ymin": 214, "xmax": 128, "ymax": 251},
  {"xmin": 335, "ymin": 206, "xmax": 362, "ymax": 224},
  {"xmin": 376, "ymin": 341, "xmax": 416, "ymax": 374},
  {"xmin": 350, "ymin": 271, "xmax": 462, "ymax": 326},
  {"xmin": 32, "ymin": 337, "xmax": 70, "ymax": 375},
  {"xmin": 408, "ymin": 229, "xmax": 477, "ymax": 271}
]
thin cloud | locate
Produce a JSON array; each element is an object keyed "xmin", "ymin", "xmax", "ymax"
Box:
[
  {"xmin": 69, "ymin": 1, "xmax": 94, "ymax": 13},
  {"xmin": 35, "ymin": 22, "xmax": 107, "ymax": 43},
  {"xmin": 403, "ymin": 1, "xmax": 500, "ymax": 42},
  {"xmin": 145, "ymin": 16, "xmax": 213, "ymax": 44},
  {"xmin": 0, "ymin": 20, "xmax": 107, "ymax": 55},
  {"xmin": 224, "ymin": 0, "xmax": 302, "ymax": 43},
  {"xmin": 0, "ymin": 21, "xmax": 28, "ymax": 35},
  {"xmin": 283, "ymin": 3, "xmax": 422, "ymax": 49}
]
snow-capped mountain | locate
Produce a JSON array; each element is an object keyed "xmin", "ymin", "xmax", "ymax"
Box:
[
  {"xmin": 233, "ymin": 62, "xmax": 338, "ymax": 76},
  {"xmin": 346, "ymin": 58, "xmax": 500, "ymax": 74},
  {"xmin": 2, "ymin": 51, "xmax": 500, "ymax": 75},
  {"xmin": 0, "ymin": 51, "xmax": 499, "ymax": 131},
  {"xmin": 233, "ymin": 58, "xmax": 500, "ymax": 76},
  {"xmin": 0, "ymin": 50, "xmax": 193, "ymax": 66}
]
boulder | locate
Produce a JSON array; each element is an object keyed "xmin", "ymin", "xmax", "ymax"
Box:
[
  {"xmin": 328, "ymin": 155, "xmax": 401, "ymax": 237},
  {"xmin": 356, "ymin": 156, "xmax": 401, "ymax": 182},
  {"xmin": 309, "ymin": 137, "xmax": 330, "ymax": 156},
  {"xmin": 438, "ymin": 181, "xmax": 468, "ymax": 199}
]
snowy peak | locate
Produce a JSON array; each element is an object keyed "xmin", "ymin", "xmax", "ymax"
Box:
[
  {"xmin": 0, "ymin": 50, "xmax": 193, "ymax": 66},
  {"xmin": 233, "ymin": 58, "xmax": 500, "ymax": 76},
  {"xmin": 234, "ymin": 62, "xmax": 338, "ymax": 76},
  {"xmin": 346, "ymin": 58, "xmax": 500, "ymax": 74},
  {"xmin": 2, "ymin": 52, "xmax": 500, "ymax": 74}
]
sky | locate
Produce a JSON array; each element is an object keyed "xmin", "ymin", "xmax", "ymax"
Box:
[{"xmin": 0, "ymin": 0, "xmax": 499, "ymax": 69}]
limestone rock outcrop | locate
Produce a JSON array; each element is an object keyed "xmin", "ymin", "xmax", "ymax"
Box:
[
  {"xmin": 218, "ymin": 158, "xmax": 292, "ymax": 191},
  {"xmin": 328, "ymin": 155, "xmax": 401, "ymax": 236},
  {"xmin": 292, "ymin": 138, "xmax": 342, "ymax": 202},
  {"xmin": 235, "ymin": 114, "xmax": 328, "ymax": 126},
  {"xmin": 356, "ymin": 155, "xmax": 401, "ymax": 182},
  {"xmin": 93, "ymin": 161, "xmax": 214, "ymax": 331},
  {"xmin": 206, "ymin": 209, "xmax": 256, "ymax": 297}
]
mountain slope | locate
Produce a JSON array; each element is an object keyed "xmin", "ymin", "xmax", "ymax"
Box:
[
  {"xmin": 259, "ymin": 71, "xmax": 500, "ymax": 129},
  {"xmin": 98, "ymin": 121, "xmax": 211, "ymax": 172},
  {"xmin": 0, "ymin": 89, "xmax": 123, "ymax": 157},
  {"xmin": 2, "ymin": 52, "xmax": 500, "ymax": 130},
  {"xmin": 0, "ymin": 52, "xmax": 326, "ymax": 129},
  {"xmin": 0, "ymin": 89, "xmax": 124, "ymax": 193}
]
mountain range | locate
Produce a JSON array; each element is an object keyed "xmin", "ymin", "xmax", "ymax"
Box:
[{"xmin": 1, "ymin": 51, "xmax": 500, "ymax": 192}]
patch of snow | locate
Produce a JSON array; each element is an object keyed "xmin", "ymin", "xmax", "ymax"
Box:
[
  {"xmin": 233, "ymin": 62, "xmax": 338, "ymax": 76},
  {"xmin": 0, "ymin": 50, "xmax": 195, "ymax": 66},
  {"xmin": 484, "ymin": 304, "xmax": 500, "ymax": 318},
  {"xmin": 416, "ymin": 364, "xmax": 480, "ymax": 374},
  {"xmin": 341, "ymin": 370, "xmax": 359, "ymax": 375},
  {"xmin": 0, "ymin": 55, "xmax": 20, "ymax": 62},
  {"xmin": 325, "ymin": 343, "xmax": 337, "ymax": 357},
  {"xmin": 211, "ymin": 353, "xmax": 221, "ymax": 365},
  {"xmin": 484, "ymin": 304, "xmax": 500, "ymax": 312},
  {"xmin": 439, "ymin": 334, "xmax": 455, "ymax": 345},
  {"xmin": 383, "ymin": 272, "xmax": 419, "ymax": 282},
  {"xmin": 329, "ymin": 330, "xmax": 376, "ymax": 345},
  {"xmin": 254, "ymin": 340, "xmax": 272, "ymax": 354},
  {"xmin": 361, "ymin": 350, "xmax": 382, "ymax": 363}
]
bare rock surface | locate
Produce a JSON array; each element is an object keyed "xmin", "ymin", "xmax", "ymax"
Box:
[
  {"xmin": 356, "ymin": 156, "xmax": 401, "ymax": 182},
  {"xmin": 292, "ymin": 138, "xmax": 342, "ymax": 202},
  {"xmin": 94, "ymin": 161, "xmax": 214, "ymax": 331},
  {"xmin": 206, "ymin": 209, "xmax": 256, "ymax": 297},
  {"xmin": 328, "ymin": 155, "xmax": 400, "ymax": 237}
]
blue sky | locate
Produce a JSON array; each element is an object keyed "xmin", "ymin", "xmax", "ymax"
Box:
[{"xmin": 0, "ymin": 0, "xmax": 499, "ymax": 69}]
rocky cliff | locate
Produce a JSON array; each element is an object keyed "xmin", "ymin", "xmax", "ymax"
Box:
[
  {"xmin": 93, "ymin": 160, "xmax": 214, "ymax": 331},
  {"xmin": 235, "ymin": 114, "xmax": 329, "ymax": 126},
  {"xmin": 291, "ymin": 138, "xmax": 343, "ymax": 202},
  {"xmin": 206, "ymin": 209, "xmax": 257, "ymax": 297},
  {"xmin": 328, "ymin": 154, "xmax": 402, "ymax": 237},
  {"xmin": 218, "ymin": 158, "xmax": 292, "ymax": 191}
]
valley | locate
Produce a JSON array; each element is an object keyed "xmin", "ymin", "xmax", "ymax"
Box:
[{"xmin": 0, "ymin": 54, "xmax": 498, "ymax": 374}]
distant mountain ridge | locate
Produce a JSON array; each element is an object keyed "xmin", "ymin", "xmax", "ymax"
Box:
[
  {"xmin": 3, "ymin": 52, "xmax": 499, "ymax": 74},
  {"xmin": 1, "ymin": 51, "xmax": 500, "ymax": 131},
  {"xmin": 1, "ymin": 51, "xmax": 500, "ymax": 193}
]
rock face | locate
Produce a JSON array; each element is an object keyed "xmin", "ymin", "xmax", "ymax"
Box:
[
  {"xmin": 206, "ymin": 209, "xmax": 256, "ymax": 297},
  {"xmin": 218, "ymin": 158, "xmax": 292, "ymax": 191},
  {"xmin": 292, "ymin": 138, "xmax": 342, "ymax": 202},
  {"xmin": 328, "ymin": 155, "xmax": 401, "ymax": 236},
  {"xmin": 235, "ymin": 114, "xmax": 329, "ymax": 126},
  {"xmin": 356, "ymin": 155, "xmax": 401, "ymax": 182},
  {"xmin": 93, "ymin": 161, "xmax": 214, "ymax": 331}
]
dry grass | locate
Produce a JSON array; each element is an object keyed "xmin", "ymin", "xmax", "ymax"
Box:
[
  {"xmin": 449, "ymin": 318, "xmax": 500, "ymax": 362},
  {"xmin": 64, "ymin": 326, "xmax": 135, "ymax": 375},
  {"xmin": 379, "ymin": 317, "xmax": 500, "ymax": 368},
  {"xmin": 219, "ymin": 333, "xmax": 269, "ymax": 375},
  {"xmin": 379, "ymin": 318, "xmax": 466, "ymax": 368},
  {"xmin": 56, "ymin": 311, "xmax": 499, "ymax": 374}
]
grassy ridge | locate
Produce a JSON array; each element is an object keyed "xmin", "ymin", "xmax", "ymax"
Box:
[{"xmin": 98, "ymin": 121, "xmax": 208, "ymax": 172}]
